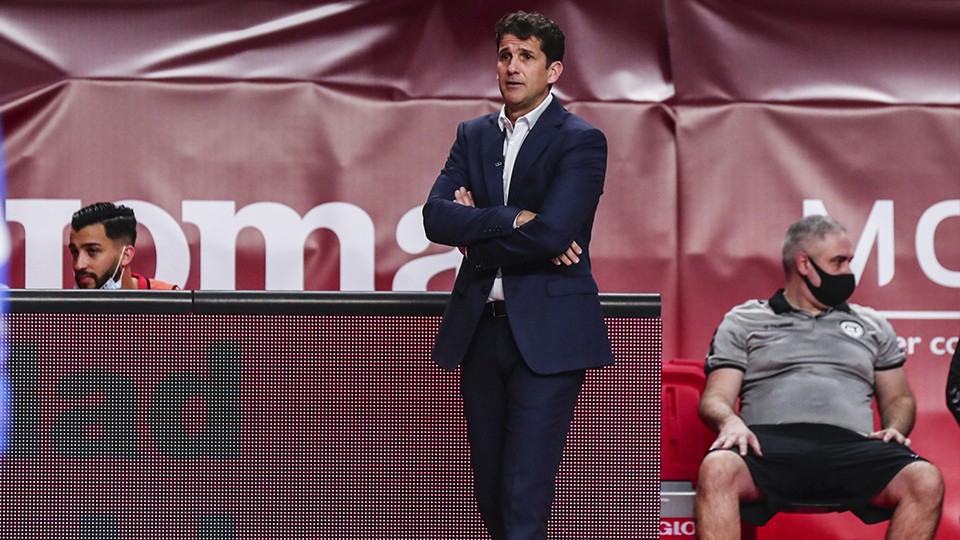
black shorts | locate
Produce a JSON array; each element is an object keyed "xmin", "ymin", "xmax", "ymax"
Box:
[{"xmin": 720, "ymin": 423, "xmax": 926, "ymax": 526}]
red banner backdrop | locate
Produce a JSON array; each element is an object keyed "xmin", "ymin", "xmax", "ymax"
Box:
[{"xmin": 1, "ymin": 1, "xmax": 958, "ymax": 538}]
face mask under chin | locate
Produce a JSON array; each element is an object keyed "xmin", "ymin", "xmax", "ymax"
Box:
[
  {"xmin": 100, "ymin": 269, "xmax": 123, "ymax": 290},
  {"xmin": 98, "ymin": 247, "xmax": 128, "ymax": 290}
]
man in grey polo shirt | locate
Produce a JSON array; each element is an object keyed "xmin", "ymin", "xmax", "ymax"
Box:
[{"xmin": 694, "ymin": 215, "xmax": 944, "ymax": 540}]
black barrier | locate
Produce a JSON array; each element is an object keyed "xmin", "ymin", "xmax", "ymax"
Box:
[
  {"xmin": 6, "ymin": 290, "xmax": 661, "ymax": 317},
  {"xmin": 1, "ymin": 291, "xmax": 661, "ymax": 539}
]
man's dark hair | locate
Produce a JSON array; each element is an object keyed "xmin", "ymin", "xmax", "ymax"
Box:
[
  {"xmin": 495, "ymin": 11, "xmax": 565, "ymax": 66},
  {"xmin": 71, "ymin": 202, "xmax": 138, "ymax": 245}
]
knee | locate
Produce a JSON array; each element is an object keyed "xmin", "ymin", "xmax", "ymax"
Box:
[
  {"xmin": 907, "ymin": 462, "xmax": 945, "ymax": 503},
  {"xmin": 891, "ymin": 461, "xmax": 945, "ymax": 507},
  {"xmin": 697, "ymin": 451, "xmax": 746, "ymax": 492}
]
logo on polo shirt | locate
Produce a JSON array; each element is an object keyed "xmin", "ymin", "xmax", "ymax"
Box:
[{"xmin": 840, "ymin": 320, "xmax": 865, "ymax": 338}]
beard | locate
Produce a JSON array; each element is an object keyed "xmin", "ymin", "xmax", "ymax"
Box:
[{"xmin": 74, "ymin": 260, "xmax": 121, "ymax": 289}]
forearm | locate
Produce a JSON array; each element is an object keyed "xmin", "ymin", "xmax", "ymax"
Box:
[
  {"xmin": 467, "ymin": 189, "xmax": 601, "ymax": 269},
  {"xmin": 879, "ymin": 394, "xmax": 916, "ymax": 436},
  {"xmin": 422, "ymin": 159, "xmax": 519, "ymax": 248},
  {"xmin": 699, "ymin": 395, "xmax": 743, "ymax": 434},
  {"xmin": 467, "ymin": 224, "xmax": 581, "ymax": 269},
  {"xmin": 422, "ymin": 196, "xmax": 519, "ymax": 247}
]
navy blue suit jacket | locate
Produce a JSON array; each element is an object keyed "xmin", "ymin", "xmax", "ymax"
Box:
[{"xmin": 423, "ymin": 98, "xmax": 614, "ymax": 375}]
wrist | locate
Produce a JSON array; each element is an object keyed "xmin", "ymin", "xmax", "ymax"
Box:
[{"xmin": 718, "ymin": 414, "xmax": 744, "ymax": 431}]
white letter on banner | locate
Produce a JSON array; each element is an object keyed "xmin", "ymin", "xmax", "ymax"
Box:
[
  {"xmin": 916, "ymin": 199, "xmax": 960, "ymax": 288},
  {"xmin": 803, "ymin": 199, "xmax": 895, "ymax": 286},
  {"xmin": 6, "ymin": 199, "xmax": 79, "ymax": 288},
  {"xmin": 183, "ymin": 201, "xmax": 374, "ymax": 291},
  {"xmin": 182, "ymin": 201, "xmax": 237, "ymax": 290},
  {"xmin": 301, "ymin": 202, "xmax": 374, "ymax": 291},
  {"xmin": 392, "ymin": 205, "xmax": 461, "ymax": 291},
  {"xmin": 115, "ymin": 200, "xmax": 190, "ymax": 288}
]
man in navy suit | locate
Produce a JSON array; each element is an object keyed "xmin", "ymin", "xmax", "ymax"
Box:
[{"xmin": 422, "ymin": 11, "xmax": 613, "ymax": 540}]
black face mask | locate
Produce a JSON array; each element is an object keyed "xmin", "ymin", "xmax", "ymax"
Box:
[{"xmin": 801, "ymin": 255, "xmax": 856, "ymax": 307}]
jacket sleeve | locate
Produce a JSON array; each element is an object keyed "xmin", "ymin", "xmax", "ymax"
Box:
[{"xmin": 422, "ymin": 121, "xmax": 522, "ymax": 248}]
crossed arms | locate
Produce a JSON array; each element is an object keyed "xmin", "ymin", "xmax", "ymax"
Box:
[
  {"xmin": 422, "ymin": 121, "xmax": 607, "ymax": 270},
  {"xmin": 451, "ymin": 186, "xmax": 581, "ymax": 266}
]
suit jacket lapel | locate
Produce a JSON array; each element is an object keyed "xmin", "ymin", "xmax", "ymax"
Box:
[
  {"xmin": 507, "ymin": 99, "xmax": 565, "ymax": 207},
  {"xmin": 480, "ymin": 116, "xmax": 506, "ymax": 206}
]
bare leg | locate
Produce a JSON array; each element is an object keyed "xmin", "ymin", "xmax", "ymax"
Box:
[
  {"xmin": 694, "ymin": 451, "xmax": 762, "ymax": 540},
  {"xmin": 870, "ymin": 461, "xmax": 943, "ymax": 540}
]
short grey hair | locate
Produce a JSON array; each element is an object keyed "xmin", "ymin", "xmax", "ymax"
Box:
[{"xmin": 781, "ymin": 215, "xmax": 846, "ymax": 274}]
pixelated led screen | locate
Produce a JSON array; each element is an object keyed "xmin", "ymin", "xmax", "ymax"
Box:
[{"xmin": 0, "ymin": 297, "xmax": 660, "ymax": 539}]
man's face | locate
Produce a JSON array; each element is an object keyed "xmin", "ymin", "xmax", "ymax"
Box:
[
  {"xmin": 68, "ymin": 223, "xmax": 125, "ymax": 289},
  {"xmin": 801, "ymin": 231, "xmax": 854, "ymax": 286},
  {"xmin": 497, "ymin": 34, "xmax": 562, "ymax": 122}
]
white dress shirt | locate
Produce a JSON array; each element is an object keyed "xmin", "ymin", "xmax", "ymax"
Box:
[{"xmin": 487, "ymin": 93, "xmax": 554, "ymax": 302}]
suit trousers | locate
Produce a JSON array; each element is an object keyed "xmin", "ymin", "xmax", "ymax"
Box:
[{"xmin": 460, "ymin": 312, "xmax": 585, "ymax": 540}]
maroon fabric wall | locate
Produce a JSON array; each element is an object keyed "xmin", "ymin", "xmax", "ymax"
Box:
[{"xmin": 1, "ymin": 1, "xmax": 958, "ymax": 538}]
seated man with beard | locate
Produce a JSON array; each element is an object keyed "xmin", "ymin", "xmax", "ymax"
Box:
[{"xmin": 68, "ymin": 202, "xmax": 180, "ymax": 290}]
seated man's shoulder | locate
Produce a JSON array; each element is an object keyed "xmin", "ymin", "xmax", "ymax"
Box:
[
  {"xmin": 723, "ymin": 298, "xmax": 774, "ymax": 321},
  {"xmin": 843, "ymin": 303, "xmax": 895, "ymax": 333},
  {"xmin": 132, "ymin": 272, "xmax": 180, "ymax": 290},
  {"xmin": 147, "ymin": 279, "xmax": 180, "ymax": 291},
  {"xmin": 845, "ymin": 302, "xmax": 883, "ymax": 320},
  {"xmin": 711, "ymin": 299, "xmax": 781, "ymax": 340}
]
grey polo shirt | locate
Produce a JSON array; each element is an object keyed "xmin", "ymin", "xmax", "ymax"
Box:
[{"xmin": 705, "ymin": 290, "xmax": 906, "ymax": 435}]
